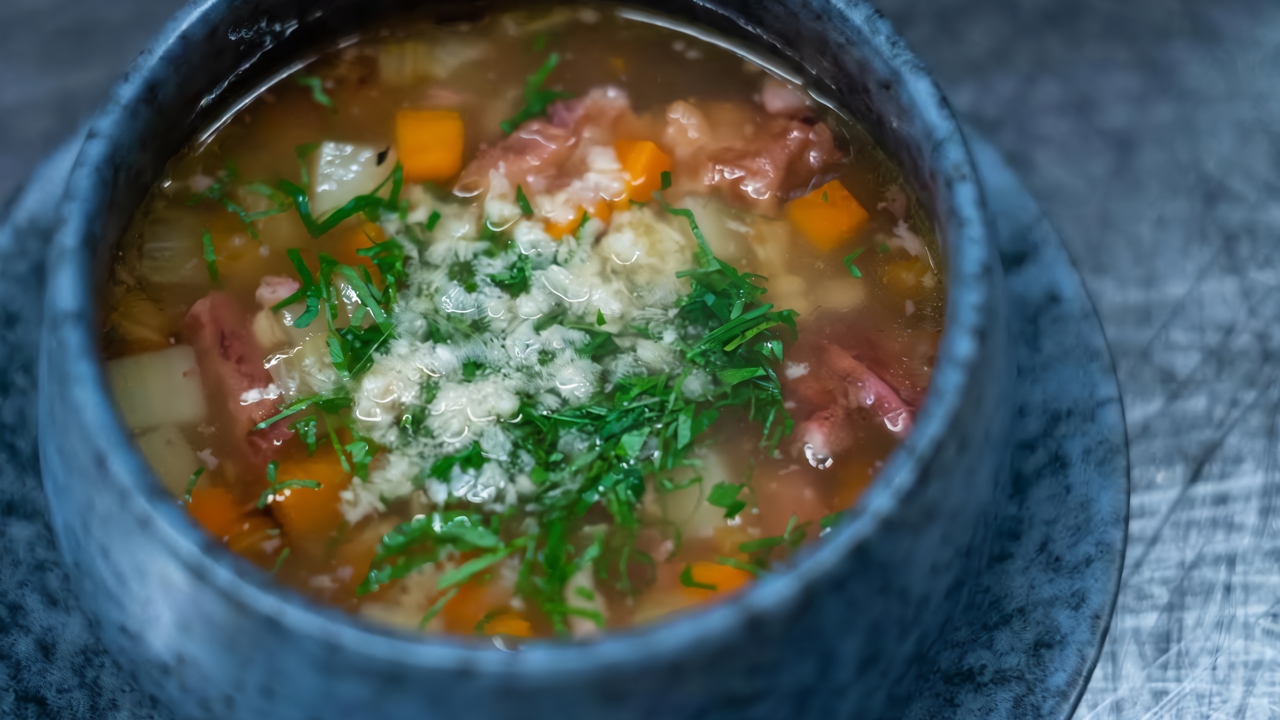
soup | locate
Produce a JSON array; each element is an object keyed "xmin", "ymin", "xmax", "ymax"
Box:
[{"xmin": 101, "ymin": 4, "xmax": 944, "ymax": 642}]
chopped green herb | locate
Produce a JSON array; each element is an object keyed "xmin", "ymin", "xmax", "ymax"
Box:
[
  {"xmin": 660, "ymin": 170, "xmax": 672, "ymax": 190},
  {"xmin": 515, "ymin": 184, "xmax": 534, "ymax": 216},
  {"xmin": 532, "ymin": 32, "xmax": 548, "ymax": 52},
  {"xmin": 706, "ymin": 482, "xmax": 747, "ymax": 519},
  {"xmin": 679, "ymin": 564, "xmax": 717, "ymax": 591},
  {"xmin": 419, "ymin": 587, "xmax": 460, "ymax": 628},
  {"xmin": 182, "ymin": 466, "xmax": 204, "ymax": 503},
  {"xmin": 844, "ymin": 247, "xmax": 866, "ymax": 278},
  {"xmin": 187, "ymin": 161, "xmax": 276, "ymax": 238},
  {"xmin": 576, "ymin": 210, "xmax": 591, "ymax": 233},
  {"xmin": 437, "ymin": 545, "xmax": 521, "ymax": 590},
  {"xmin": 596, "ymin": 308, "xmax": 607, "ymax": 327},
  {"xmin": 822, "ymin": 191, "xmax": 829, "ymax": 203},
  {"xmin": 290, "ymin": 416, "xmax": 320, "ymax": 455},
  {"xmin": 819, "ymin": 511, "xmax": 845, "ymax": 530},
  {"xmin": 257, "ymin": 478, "xmax": 323, "ymax": 509},
  {"xmin": 489, "ymin": 255, "xmax": 532, "ymax": 296},
  {"xmin": 296, "ymin": 75, "xmax": 335, "ymax": 110},
  {"xmin": 277, "ymin": 163, "xmax": 403, "ymax": 239},
  {"xmin": 715, "ymin": 556, "xmax": 762, "ymax": 576},
  {"xmin": 878, "ymin": 242, "xmax": 890, "ymax": 254},
  {"xmin": 200, "ymin": 228, "xmax": 218, "ymax": 281},
  {"xmin": 271, "ymin": 547, "xmax": 291, "ymax": 576},
  {"xmin": 426, "ymin": 209, "xmax": 442, "ymax": 231},
  {"xmin": 573, "ymin": 586, "xmax": 596, "ymax": 601},
  {"xmin": 500, "ymin": 52, "xmax": 572, "ymax": 134}
]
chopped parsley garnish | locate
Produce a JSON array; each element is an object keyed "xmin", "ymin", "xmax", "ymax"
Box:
[
  {"xmin": 271, "ymin": 547, "xmax": 291, "ymax": 576},
  {"xmin": 822, "ymin": 191, "xmax": 829, "ymax": 203},
  {"xmin": 256, "ymin": 460, "xmax": 322, "ymax": 509},
  {"xmin": 182, "ymin": 466, "xmax": 204, "ymax": 503},
  {"xmin": 419, "ymin": 587, "xmax": 460, "ymax": 628},
  {"xmin": 679, "ymin": 564, "xmax": 717, "ymax": 591},
  {"xmin": 276, "ymin": 161, "xmax": 404, "ymax": 238},
  {"xmin": 500, "ymin": 52, "xmax": 572, "ymax": 134},
  {"xmin": 515, "ymin": 184, "xmax": 534, "ymax": 216},
  {"xmin": 596, "ymin": 308, "xmax": 607, "ymax": 327},
  {"xmin": 819, "ymin": 511, "xmax": 845, "ymax": 530},
  {"xmin": 201, "ymin": 229, "xmax": 219, "ymax": 283},
  {"xmin": 844, "ymin": 247, "xmax": 866, "ymax": 278},
  {"xmin": 426, "ymin": 210, "xmax": 442, "ymax": 231},
  {"xmin": 296, "ymin": 75, "xmax": 335, "ymax": 110},
  {"xmin": 707, "ymin": 482, "xmax": 747, "ymax": 519},
  {"xmin": 878, "ymin": 242, "xmax": 890, "ymax": 254},
  {"xmin": 187, "ymin": 161, "xmax": 288, "ymax": 238}
]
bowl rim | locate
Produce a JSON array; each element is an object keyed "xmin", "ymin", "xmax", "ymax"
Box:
[{"xmin": 43, "ymin": 0, "xmax": 993, "ymax": 677}]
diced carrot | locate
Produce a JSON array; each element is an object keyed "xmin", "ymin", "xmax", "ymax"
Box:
[
  {"xmin": 545, "ymin": 200, "xmax": 612, "ymax": 239},
  {"xmin": 225, "ymin": 514, "xmax": 283, "ymax": 564},
  {"xmin": 332, "ymin": 522, "xmax": 389, "ymax": 598},
  {"xmin": 334, "ymin": 221, "xmax": 385, "ymax": 273},
  {"xmin": 681, "ymin": 561, "xmax": 755, "ymax": 600},
  {"xmin": 484, "ymin": 611, "xmax": 534, "ymax": 638},
  {"xmin": 187, "ymin": 487, "xmax": 252, "ymax": 539},
  {"xmin": 785, "ymin": 179, "xmax": 870, "ymax": 253},
  {"xmin": 395, "ymin": 109, "xmax": 465, "ymax": 182},
  {"xmin": 614, "ymin": 140, "xmax": 671, "ymax": 203},
  {"xmin": 440, "ymin": 579, "xmax": 495, "ymax": 634},
  {"xmin": 267, "ymin": 452, "xmax": 352, "ymax": 546}
]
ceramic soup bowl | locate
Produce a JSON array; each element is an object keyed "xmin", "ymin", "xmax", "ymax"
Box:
[{"xmin": 39, "ymin": 1, "xmax": 1010, "ymax": 718}]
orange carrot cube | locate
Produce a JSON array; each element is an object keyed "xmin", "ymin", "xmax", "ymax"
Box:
[
  {"xmin": 395, "ymin": 110, "xmax": 465, "ymax": 182},
  {"xmin": 785, "ymin": 179, "xmax": 870, "ymax": 252},
  {"xmin": 615, "ymin": 140, "xmax": 672, "ymax": 203}
]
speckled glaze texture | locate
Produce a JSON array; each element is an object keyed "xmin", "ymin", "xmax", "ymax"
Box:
[
  {"xmin": 898, "ymin": 135, "xmax": 1130, "ymax": 719},
  {"xmin": 36, "ymin": 1, "xmax": 1009, "ymax": 719}
]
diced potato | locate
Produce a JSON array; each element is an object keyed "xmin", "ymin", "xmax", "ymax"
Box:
[
  {"xmin": 643, "ymin": 451, "xmax": 733, "ymax": 540},
  {"xmin": 785, "ymin": 179, "xmax": 870, "ymax": 252},
  {"xmin": 135, "ymin": 425, "xmax": 201, "ymax": 495},
  {"xmin": 311, "ymin": 141, "xmax": 397, "ymax": 216},
  {"xmin": 106, "ymin": 345, "xmax": 207, "ymax": 431}
]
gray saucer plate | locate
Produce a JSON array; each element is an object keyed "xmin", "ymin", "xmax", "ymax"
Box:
[{"xmin": 0, "ymin": 131, "xmax": 1127, "ymax": 720}]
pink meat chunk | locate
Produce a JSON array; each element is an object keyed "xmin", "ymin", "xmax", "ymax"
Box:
[
  {"xmin": 255, "ymin": 275, "xmax": 301, "ymax": 309},
  {"xmin": 787, "ymin": 344, "xmax": 915, "ymax": 466},
  {"xmin": 760, "ymin": 78, "xmax": 811, "ymax": 117},
  {"xmin": 456, "ymin": 87, "xmax": 635, "ymax": 196},
  {"xmin": 663, "ymin": 100, "xmax": 841, "ymax": 212},
  {"xmin": 185, "ymin": 292, "xmax": 290, "ymax": 465}
]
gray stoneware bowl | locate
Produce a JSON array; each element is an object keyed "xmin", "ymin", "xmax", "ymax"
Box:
[{"xmin": 38, "ymin": 1, "xmax": 1011, "ymax": 718}]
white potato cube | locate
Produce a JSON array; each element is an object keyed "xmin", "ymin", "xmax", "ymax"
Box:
[
  {"xmin": 135, "ymin": 425, "xmax": 201, "ymax": 495},
  {"xmin": 311, "ymin": 141, "xmax": 396, "ymax": 216},
  {"xmin": 106, "ymin": 345, "xmax": 207, "ymax": 431}
]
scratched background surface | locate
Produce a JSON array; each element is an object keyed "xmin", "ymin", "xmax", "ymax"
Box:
[{"xmin": 3, "ymin": 0, "xmax": 1278, "ymax": 718}]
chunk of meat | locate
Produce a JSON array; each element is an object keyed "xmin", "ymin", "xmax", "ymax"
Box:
[
  {"xmin": 255, "ymin": 275, "xmax": 301, "ymax": 309},
  {"xmin": 760, "ymin": 77, "xmax": 811, "ymax": 117},
  {"xmin": 787, "ymin": 343, "xmax": 915, "ymax": 466},
  {"xmin": 456, "ymin": 87, "xmax": 637, "ymax": 197},
  {"xmin": 662, "ymin": 100, "xmax": 842, "ymax": 213},
  {"xmin": 184, "ymin": 292, "xmax": 290, "ymax": 466}
]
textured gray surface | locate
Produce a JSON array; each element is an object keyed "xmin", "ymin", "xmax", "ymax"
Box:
[{"xmin": 0, "ymin": 0, "xmax": 1272, "ymax": 718}]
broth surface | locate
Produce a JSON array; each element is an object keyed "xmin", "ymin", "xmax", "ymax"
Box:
[{"xmin": 101, "ymin": 4, "xmax": 944, "ymax": 641}]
